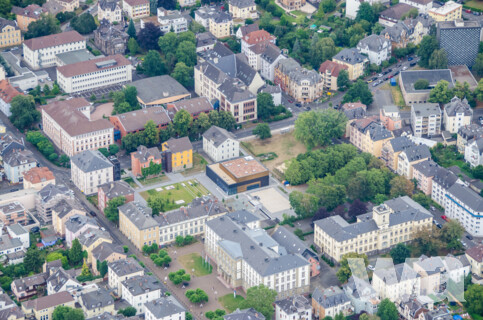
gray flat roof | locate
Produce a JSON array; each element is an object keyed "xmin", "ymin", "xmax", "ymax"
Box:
[{"xmin": 400, "ymin": 69, "xmax": 454, "ymax": 93}]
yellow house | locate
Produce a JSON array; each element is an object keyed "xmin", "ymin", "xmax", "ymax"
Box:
[
  {"xmin": 118, "ymin": 201, "xmax": 159, "ymax": 251},
  {"xmin": 0, "ymin": 18, "xmax": 22, "ymax": 49},
  {"xmin": 209, "ymin": 12, "xmax": 233, "ymax": 39},
  {"xmin": 349, "ymin": 118, "xmax": 394, "ymax": 158},
  {"xmin": 332, "ymin": 48, "xmax": 368, "ymax": 81},
  {"xmin": 80, "ymin": 288, "xmax": 115, "ymax": 318},
  {"xmin": 466, "ymin": 244, "xmax": 483, "ymax": 282},
  {"xmin": 22, "ymin": 291, "xmax": 75, "ymax": 320},
  {"xmin": 162, "ymin": 137, "xmax": 193, "ymax": 172},
  {"xmin": 229, "ymin": 0, "xmax": 257, "ymax": 19},
  {"xmin": 52, "ymin": 198, "xmax": 86, "ymax": 237},
  {"xmin": 428, "ymin": 1, "xmax": 462, "ymax": 22},
  {"xmin": 78, "ymin": 228, "xmax": 113, "ymax": 264}
]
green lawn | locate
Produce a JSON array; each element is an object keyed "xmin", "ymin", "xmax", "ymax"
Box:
[
  {"xmin": 181, "ymin": 153, "xmax": 208, "ymax": 177},
  {"xmin": 178, "ymin": 253, "xmax": 213, "ymax": 277},
  {"xmin": 465, "ymin": 0, "xmax": 483, "ymax": 10},
  {"xmin": 139, "ymin": 180, "xmax": 210, "ymax": 211},
  {"xmin": 219, "ymin": 294, "xmax": 245, "ymax": 313},
  {"xmin": 138, "ymin": 175, "xmax": 169, "ymax": 186}
]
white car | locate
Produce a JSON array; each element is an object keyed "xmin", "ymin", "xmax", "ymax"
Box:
[
  {"xmin": 367, "ymin": 265, "xmax": 375, "ymax": 271},
  {"xmin": 402, "ymin": 66, "xmax": 408, "ymax": 71}
]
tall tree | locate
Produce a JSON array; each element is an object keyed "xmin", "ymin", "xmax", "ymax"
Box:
[
  {"xmin": 390, "ymin": 243, "xmax": 411, "ymax": 264},
  {"xmin": 473, "ymin": 53, "xmax": 483, "ymax": 77},
  {"xmin": 127, "ymin": 19, "xmax": 136, "ymax": 39},
  {"xmin": 9, "ymin": 95, "xmax": 40, "ymax": 131},
  {"xmin": 465, "ymin": 284, "xmax": 483, "ymax": 315},
  {"xmin": 24, "ymin": 247, "xmax": 44, "ymax": 273},
  {"xmin": 190, "ymin": 113, "xmax": 211, "ymax": 138},
  {"xmin": 321, "ymin": 0, "xmax": 336, "ymax": 13},
  {"xmin": 25, "ymin": 14, "xmax": 61, "ymax": 39},
  {"xmin": 128, "ymin": 38, "xmax": 139, "ymax": 56},
  {"xmin": 389, "ymin": 176, "xmax": 414, "ymax": 197},
  {"xmin": 428, "ymin": 49, "xmax": 448, "ymax": 69},
  {"xmin": 377, "ymin": 299, "xmax": 398, "ymax": 320},
  {"xmin": 143, "ymin": 120, "xmax": 160, "ymax": 146},
  {"xmin": 53, "ymin": 306, "xmax": 85, "ymax": 320},
  {"xmin": 337, "ymin": 69, "xmax": 350, "ymax": 91},
  {"xmin": 104, "ymin": 196, "xmax": 126, "ymax": 223},
  {"xmin": 158, "ymin": 32, "xmax": 178, "ymax": 57},
  {"xmin": 417, "ymin": 35, "xmax": 438, "ymax": 68},
  {"xmin": 310, "ymin": 37, "xmax": 336, "ymax": 69},
  {"xmin": 240, "ymin": 285, "xmax": 277, "ymax": 320},
  {"xmin": 70, "ymin": 13, "xmax": 96, "ymax": 34},
  {"xmin": 440, "ymin": 220, "xmax": 465, "ymax": 250},
  {"xmin": 138, "ymin": 23, "xmax": 163, "ymax": 50},
  {"xmin": 173, "ymin": 109, "xmax": 192, "ymax": 137},
  {"xmin": 176, "ymin": 41, "xmax": 197, "ymax": 67},
  {"xmin": 0, "ymin": 0, "xmax": 12, "ymax": 16},
  {"xmin": 348, "ymin": 199, "xmax": 367, "ymax": 217},
  {"xmin": 342, "ymin": 79, "xmax": 373, "ymax": 105},
  {"xmin": 124, "ymin": 86, "xmax": 139, "ymax": 109},
  {"xmin": 69, "ymin": 238, "xmax": 83, "ymax": 265},
  {"xmin": 356, "ymin": 2, "xmax": 375, "ymax": 23},
  {"xmin": 429, "ymin": 80, "xmax": 452, "ymax": 104},
  {"xmin": 142, "ymin": 50, "xmax": 167, "ymax": 77},
  {"xmin": 253, "ymin": 123, "xmax": 271, "ymax": 140},
  {"xmin": 171, "ymin": 62, "xmax": 193, "ymax": 88},
  {"xmin": 158, "ymin": 0, "xmax": 176, "ymax": 9},
  {"xmin": 257, "ymin": 92, "xmax": 276, "ymax": 120}
]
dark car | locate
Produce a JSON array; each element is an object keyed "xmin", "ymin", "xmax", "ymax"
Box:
[
  {"xmin": 90, "ymin": 211, "xmax": 97, "ymax": 217},
  {"xmin": 393, "ymin": 71, "xmax": 400, "ymax": 76},
  {"xmin": 30, "ymin": 226, "xmax": 40, "ymax": 233},
  {"xmin": 410, "ymin": 62, "xmax": 417, "ymax": 67},
  {"xmin": 436, "ymin": 224, "xmax": 443, "ymax": 229},
  {"xmin": 408, "ymin": 57, "xmax": 414, "ymax": 61},
  {"xmin": 466, "ymin": 234, "xmax": 474, "ymax": 240},
  {"xmin": 295, "ymin": 103, "xmax": 301, "ymax": 108},
  {"xmin": 387, "ymin": 68, "xmax": 392, "ymax": 72},
  {"xmin": 304, "ymin": 106, "xmax": 311, "ymax": 111},
  {"xmin": 383, "ymin": 77, "xmax": 389, "ymax": 81},
  {"xmin": 9, "ymin": 188, "xmax": 18, "ymax": 192},
  {"xmin": 372, "ymin": 77, "xmax": 378, "ymax": 81}
]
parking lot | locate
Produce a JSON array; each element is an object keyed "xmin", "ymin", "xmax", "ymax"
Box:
[{"xmin": 75, "ymin": 84, "xmax": 124, "ymax": 99}]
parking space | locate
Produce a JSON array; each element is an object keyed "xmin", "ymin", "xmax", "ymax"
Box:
[{"xmin": 75, "ymin": 84, "xmax": 124, "ymax": 99}]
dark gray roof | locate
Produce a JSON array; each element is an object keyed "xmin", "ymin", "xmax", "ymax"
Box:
[
  {"xmin": 458, "ymin": 124, "xmax": 483, "ymax": 140},
  {"xmin": 224, "ymin": 308, "xmax": 265, "ymax": 320},
  {"xmin": 389, "ymin": 136, "xmax": 415, "ymax": 152},
  {"xmin": 259, "ymin": 84, "xmax": 281, "ymax": 95},
  {"xmin": 433, "ymin": 167, "xmax": 459, "ymax": 189},
  {"xmin": 0, "ymin": 306, "xmax": 24, "ymax": 320},
  {"xmin": 52, "ymin": 198, "xmax": 84, "ymax": 219},
  {"xmin": 412, "ymin": 103, "xmax": 441, "ymax": 117},
  {"xmin": 0, "ymin": 17, "xmax": 18, "ymax": 30},
  {"xmin": 384, "ymin": 195, "xmax": 430, "ymax": 214},
  {"xmin": 98, "ymin": 0, "xmax": 119, "ymax": 10},
  {"xmin": 333, "ymin": 48, "xmax": 368, "ymax": 65},
  {"xmin": 38, "ymin": 184, "xmax": 72, "ymax": 204},
  {"xmin": 81, "ymin": 288, "xmax": 114, "ymax": 310},
  {"xmin": 229, "ymin": 0, "xmax": 255, "ymax": 8},
  {"xmin": 270, "ymin": 226, "xmax": 316, "ymax": 259},
  {"xmin": 344, "ymin": 106, "xmax": 366, "ymax": 120},
  {"xmin": 199, "ymin": 42, "xmax": 234, "ymax": 61},
  {"xmin": 65, "ymin": 214, "xmax": 98, "ymax": 234},
  {"xmin": 196, "ymin": 32, "xmax": 216, "ymax": 48},
  {"xmin": 312, "ymin": 286, "xmax": 350, "ymax": 308},
  {"xmin": 7, "ymin": 223, "xmax": 28, "ymax": 236},
  {"xmin": 164, "ymin": 137, "xmax": 193, "ymax": 154},
  {"xmin": 71, "ymin": 150, "xmax": 113, "ymax": 173},
  {"xmin": 203, "ymin": 126, "xmax": 236, "ymax": 147},
  {"xmin": 207, "ymin": 216, "xmax": 309, "ymax": 276},
  {"xmin": 118, "ymin": 201, "xmax": 157, "ymax": 230},
  {"xmin": 218, "ymin": 79, "xmax": 256, "ymax": 103},
  {"xmin": 412, "ymin": 160, "xmax": 439, "ymax": 177},
  {"xmin": 374, "ymin": 263, "xmax": 419, "ymax": 284},
  {"xmin": 212, "ymin": 11, "xmax": 231, "ymax": 23},
  {"xmin": 92, "ymin": 242, "xmax": 125, "ymax": 261},
  {"xmin": 197, "ymin": 62, "xmax": 227, "ymax": 85},
  {"xmin": 109, "ymin": 257, "xmax": 143, "ymax": 276},
  {"xmin": 130, "ymin": 75, "xmax": 190, "ymax": 104},
  {"xmin": 214, "ymin": 54, "xmax": 258, "ymax": 87},
  {"xmin": 275, "ymin": 295, "xmax": 311, "ymax": 315},
  {"xmin": 86, "ymin": 312, "xmax": 126, "ymax": 320},
  {"xmin": 357, "ymin": 34, "xmax": 390, "ymax": 52},
  {"xmin": 47, "ymin": 267, "xmax": 80, "ymax": 293},
  {"xmin": 314, "ymin": 215, "xmax": 378, "ymax": 242},
  {"xmin": 444, "ymin": 96, "xmax": 472, "ymax": 117},
  {"xmin": 401, "ymin": 144, "xmax": 431, "ymax": 162},
  {"xmin": 12, "ymin": 273, "xmax": 48, "ymax": 293},
  {"xmin": 260, "ymin": 44, "xmax": 283, "ymax": 64},
  {"xmin": 352, "ymin": 120, "xmax": 393, "ymax": 141},
  {"xmin": 145, "ymin": 296, "xmax": 185, "ymax": 318},
  {"xmin": 447, "ymin": 183, "xmax": 483, "ymax": 212},
  {"xmin": 3, "ymin": 149, "xmax": 36, "ymax": 167},
  {"xmin": 77, "ymin": 227, "xmax": 112, "ymax": 248},
  {"xmin": 238, "ymin": 24, "xmax": 259, "ymax": 37},
  {"xmin": 98, "ymin": 180, "xmax": 134, "ymax": 200},
  {"xmin": 0, "ymin": 235, "xmax": 22, "ymax": 252},
  {"xmin": 131, "ymin": 145, "xmax": 162, "ymax": 163},
  {"xmin": 401, "ymin": 70, "xmax": 454, "ymax": 93},
  {"xmin": 121, "ymin": 274, "xmax": 166, "ymax": 296},
  {"xmin": 225, "ymin": 210, "xmax": 259, "ymax": 224}
]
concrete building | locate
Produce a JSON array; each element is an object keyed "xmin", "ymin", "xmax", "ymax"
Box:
[
  {"xmin": 465, "ymin": 245, "xmax": 483, "ymax": 281},
  {"xmin": 161, "ymin": 137, "xmax": 193, "ymax": 173},
  {"xmin": 241, "ymin": 30, "xmax": 276, "ymax": 62},
  {"xmin": 312, "ymin": 286, "xmax": 351, "ymax": 319},
  {"xmin": 42, "ymin": 98, "xmax": 114, "ymax": 157},
  {"xmin": 130, "ymin": 75, "xmax": 191, "ymax": 107},
  {"xmin": 80, "ymin": 288, "xmax": 115, "ymax": 318},
  {"xmin": 260, "ymin": 44, "xmax": 286, "ymax": 82},
  {"xmin": 12, "ymin": 4, "xmax": 46, "ymax": 31},
  {"xmin": 23, "ymin": 30, "xmax": 86, "ymax": 69},
  {"xmin": 275, "ymin": 295, "xmax": 311, "ymax": 320},
  {"xmin": 411, "ymin": 103, "xmax": 442, "ymax": 137},
  {"xmin": 108, "ymin": 258, "xmax": 144, "ymax": 295},
  {"xmin": 372, "ymin": 263, "xmax": 421, "ymax": 302},
  {"xmin": 399, "ymin": 69, "xmax": 454, "ymax": 105},
  {"xmin": 157, "ymin": 8, "xmax": 189, "ymax": 34},
  {"xmin": 206, "ymin": 156, "xmax": 269, "ymax": 195},
  {"xmin": 94, "ymin": 19, "xmax": 128, "ymax": 56},
  {"xmin": 465, "ymin": 138, "xmax": 483, "ymax": 168},
  {"xmin": 229, "ymin": 0, "xmax": 257, "ymax": 19},
  {"xmin": 437, "ymin": 20, "xmax": 481, "ymax": 67},
  {"xmin": 444, "ymin": 182, "xmax": 483, "ymax": 237},
  {"xmin": 195, "ymin": 7, "xmax": 233, "ymax": 38},
  {"xmin": 318, "ymin": 60, "xmax": 348, "ymax": 91},
  {"xmin": 36, "ymin": 184, "xmax": 73, "ymax": 223},
  {"xmin": 314, "ymin": 197, "xmax": 433, "ymax": 262},
  {"xmin": 110, "ymin": 107, "xmax": 171, "ymax": 140},
  {"xmin": 7, "ymin": 223, "xmax": 29, "ymax": 249},
  {"xmin": 56, "ymin": 54, "xmax": 132, "ymax": 94},
  {"xmin": 0, "ymin": 234, "xmax": 23, "ymax": 259},
  {"xmin": 412, "ymin": 160, "xmax": 439, "ymax": 195},
  {"xmin": 121, "ymin": 275, "xmax": 166, "ymax": 314},
  {"xmin": 119, "ymin": 201, "xmax": 159, "ymax": 251},
  {"xmin": 396, "ymin": 144, "xmax": 432, "ymax": 179},
  {"xmin": 332, "ymin": 48, "xmax": 368, "ymax": 80},
  {"xmin": 279, "ymin": 0, "xmax": 305, "ymax": 10},
  {"xmin": 0, "ymin": 80, "xmax": 23, "ymax": 117},
  {"xmin": 0, "ymin": 18, "xmax": 21, "ymax": 49},
  {"xmin": 357, "ymin": 35, "xmax": 392, "ymax": 66},
  {"xmin": 428, "ymin": 1, "xmax": 462, "ymax": 21},
  {"xmin": 23, "ymin": 167, "xmax": 55, "ymax": 191},
  {"xmin": 166, "ymin": 97, "xmax": 213, "ymax": 120},
  {"xmin": 122, "ymin": 0, "xmax": 149, "ymax": 19},
  {"xmin": 98, "ymin": 0, "xmax": 122, "ymax": 23},
  {"xmin": 131, "ymin": 145, "xmax": 162, "ymax": 177},
  {"xmin": 22, "ymin": 291, "xmax": 75, "ymax": 320},
  {"xmin": 205, "ymin": 213, "xmax": 311, "ymax": 298},
  {"xmin": 203, "ymin": 126, "xmax": 239, "ymax": 162},
  {"xmin": 349, "ymin": 118, "xmax": 393, "ymax": 158},
  {"xmin": 443, "ymin": 96, "xmax": 472, "ymax": 134},
  {"xmin": 145, "ymin": 296, "xmax": 186, "ymax": 320},
  {"xmin": 70, "ymin": 150, "xmax": 114, "ymax": 195},
  {"xmin": 0, "ymin": 202, "xmax": 29, "ymax": 227},
  {"xmin": 78, "ymin": 227, "xmax": 113, "ymax": 264}
]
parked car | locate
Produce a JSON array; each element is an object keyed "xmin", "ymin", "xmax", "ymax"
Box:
[
  {"xmin": 408, "ymin": 57, "xmax": 414, "ymax": 61},
  {"xmin": 410, "ymin": 62, "xmax": 417, "ymax": 67},
  {"xmin": 372, "ymin": 77, "xmax": 378, "ymax": 81},
  {"xmin": 441, "ymin": 215, "xmax": 448, "ymax": 221},
  {"xmin": 90, "ymin": 211, "xmax": 97, "ymax": 217},
  {"xmin": 304, "ymin": 106, "xmax": 311, "ymax": 111},
  {"xmin": 367, "ymin": 265, "xmax": 375, "ymax": 271},
  {"xmin": 373, "ymin": 82, "xmax": 379, "ymax": 87},
  {"xmin": 295, "ymin": 103, "xmax": 301, "ymax": 107},
  {"xmin": 436, "ymin": 224, "xmax": 443, "ymax": 229},
  {"xmin": 288, "ymin": 99, "xmax": 294, "ymax": 103},
  {"xmin": 368, "ymin": 79, "xmax": 374, "ymax": 83},
  {"xmin": 378, "ymin": 73, "xmax": 383, "ymax": 78},
  {"xmin": 402, "ymin": 66, "xmax": 408, "ymax": 70},
  {"xmin": 394, "ymin": 71, "xmax": 400, "ymax": 76},
  {"xmin": 466, "ymin": 234, "xmax": 474, "ymax": 240},
  {"xmin": 31, "ymin": 226, "xmax": 40, "ymax": 233}
]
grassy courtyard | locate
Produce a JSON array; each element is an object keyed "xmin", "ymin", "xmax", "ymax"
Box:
[
  {"xmin": 178, "ymin": 253, "xmax": 213, "ymax": 277},
  {"xmin": 182, "ymin": 153, "xmax": 208, "ymax": 177},
  {"xmin": 465, "ymin": 0, "xmax": 483, "ymax": 10},
  {"xmin": 218, "ymin": 294, "xmax": 245, "ymax": 313},
  {"xmin": 139, "ymin": 180, "xmax": 210, "ymax": 210}
]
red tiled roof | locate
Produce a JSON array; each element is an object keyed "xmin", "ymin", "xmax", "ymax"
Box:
[
  {"xmin": 57, "ymin": 54, "xmax": 130, "ymax": 78},
  {"xmin": 318, "ymin": 60, "xmax": 348, "ymax": 77},
  {"xmin": 23, "ymin": 30, "xmax": 84, "ymax": 51},
  {"xmin": 23, "ymin": 167, "xmax": 55, "ymax": 184},
  {"xmin": 243, "ymin": 30, "xmax": 275, "ymax": 46},
  {"xmin": 0, "ymin": 80, "xmax": 23, "ymax": 103}
]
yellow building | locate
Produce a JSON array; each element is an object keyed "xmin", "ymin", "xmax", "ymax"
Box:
[
  {"xmin": 466, "ymin": 244, "xmax": 483, "ymax": 283},
  {"xmin": 80, "ymin": 288, "xmax": 115, "ymax": 318},
  {"xmin": 209, "ymin": 12, "xmax": 233, "ymax": 38},
  {"xmin": 0, "ymin": 18, "xmax": 22, "ymax": 49},
  {"xmin": 52, "ymin": 198, "xmax": 86, "ymax": 237},
  {"xmin": 314, "ymin": 196, "xmax": 433, "ymax": 262},
  {"xmin": 428, "ymin": 1, "xmax": 462, "ymax": 22},
  {"xmin": 122, "ymin": 0, "xmax": 149, "ymax": 19},
  {"xmin": 229, "ymin": 0, "xmax": 258, "ymax": 19},
  {"xmin": 119, "ymin": 201, "xmax": 159, "ymax": 251},
  {"xmin": 349, "ymin": 118, "xmax": 394, "ymax": 158},
  {"xmin": 332, "ymin": 48, "xmax": 368, "ymax": 81},
  {"xmin": 22, "ymin": 291, "xmax": 75, "ymax": 320},
  {"xmin": 56, "ymin": 0, "xmax": 79, "ymax": 11},
  {"xmin": 162, "ymin": 137, "xmax": 193, "ymax": 172},
  {"xmin": 78, "ymin": 228, "xmax": 113, "ymax": 264}
]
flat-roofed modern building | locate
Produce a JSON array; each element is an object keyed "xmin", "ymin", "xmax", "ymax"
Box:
[
  {"xmin": 399, "ymin": 69, "xmax": 454, "ymax": 105},
  {"xmin": 437, "ymin": 20, "xmax": 481, "ymax": 67},
  {"xmin": 130, "ymin": 75, "xmax": 190, "ymax": 107},
  {"xmin": 428, "ymin": 1, "xmax": 462, "ymax": 21},
  {"xmin": 57, "ymin": 54, "xmax": 132, "ymax": 93},
  {"xmin": 206, "ymin": 156, "xmax": 269, "ymax": 195}
]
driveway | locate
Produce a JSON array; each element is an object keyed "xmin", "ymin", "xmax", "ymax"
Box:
[{"xmin": 368, "ymin": 89, "xmax": 393, "ymax": 115}]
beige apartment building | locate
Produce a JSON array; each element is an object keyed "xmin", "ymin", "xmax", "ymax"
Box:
[
  {"xmin": 332, "ymin": 48, "xmax": 368, "ymax": 80},
  {"xmin": 22, "ymin": 291, "xmax": 75, "ymax": 320},
  {"xmin": 56, "ymin": 54, "xmax": 132, "ymax": 94},
  {"xmin": 466, "ymin": 245, "xmax": 483, "ymax": 282},
  {"xmin": 23, "ymin": 30, "xmax": 86, "ymax": 69},
  {"xmin": 349, "ymin": 118, "xmax": 393, "ymax": 158},
  {"xmin": 229, "ymin": 0, "xmax": 257, "ymax": 19},
  {"xmin": 42, "ymin": 98, "xmax": 114, "ymax": 157},
  {"xmin": 70, "ymin": 150, "xmax": 114, "ymax": 195},
  {"xmin": 0, "ymin": 18, "xmax": 22, "ymax": 49},
  {"xmin": 122, "ymin": 0, "xmax": 149, "ymax": 19},
  {"xmin": 372, "ymin": 263, "xmax": 421, "ymax": 302},
  {"xmin": 0, "ymin": 202, "xmax": 29, "ymax": 226},
  {"xmin": 443, "ymin": 96, "xmax": 472, "ymax": 134},
  {"xmin": 396, "ymin": 145, "xmax": 431, "ymax": 179},
  {"xmin": 318, "ymin": 60, "xmax": 348, "ymax": 91},
  {"xmin": 381, "ymin": 136, "xmax": 414, "ymax": 171},
  {"xmin": 119, "ymin": 201, "xmax": 159, "ymax": 251},
  {"xmin": 55, "ymin": 0, "xmax": 79, "ymax": 11},
  {"xmin": 428, "ymin": 1, "xmax": 462, "ymax": 21},
  {"xmin": 279, "ymin": 0, "xmax": 306, "ymax": 10},
  {"xmin": 314, "ymin": 196, "xmax": 433, "ymax": 262},
  {"xmin": 98, "ymin": 0, "xmax": 122, "ymax": 23},
  {"xmin": 209, "ymin": 12, "xmax": 233, "ymax": 38},
  {"xmin": 52, "ymin": 198, "xmax": 86, "ymax": 236}
]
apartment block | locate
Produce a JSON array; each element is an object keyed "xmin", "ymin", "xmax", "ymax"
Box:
[
  {"xmin": 443, "ymin": 96, "xmax": 472, "ymax": 134},
  {"xmin": 411, "ymin": 103, "xmax": 442, "ymax": 137},
  {"xmin": 0, "ymin": 18, "xmax": 21, "ymax": 49},
  {"xmin": 428, "ymin": 1, "xmax": 462, "ymax": 21},
  {"xmin": 437, "ymin": 20, "xmax": 481, "ymax": 67},
  {"xmin": 332, "ymin": 48, "xmax": 368, "ymax": 80},
  {"xmin": 118, "ymin": 201, "xmax": 159, "ymax": 251},
  {"xmin": 122, "ymin": 0, "xmax": 149, "ymax": 19},
  {"xmin": 349, "ymin": 118, "xmax": 393, "ymax": 158},
  {"xmin": 70, "ymin": 150, "xmax": 114, "ymax": 195}
]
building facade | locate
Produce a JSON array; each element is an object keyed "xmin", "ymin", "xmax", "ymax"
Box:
[
  {"xmin": 98, "ymin": 0, "xmax": 122, "ymax": 23},
  {"xmin": 437, "ymin": 20, "xmax": 481, "ymax": 67},
  {"xmin": 122, "ymin": 0, "xmax": 149, "ymax": 19},
  {"xmin": 428, "ymin": 1, "xmax": 462, "ymax": 21},
  {"xmin": 411, "ymin": 103, "xmax": 442, "ymax": 137},
  {"xmin": 443, "ymin": 96, "xmax": 472, "ymax": 134},
  {"xmin": 202, "ymin": 126, "xmax": 240, "ymax": 162},
  {"xmin": 70, "ymin": 150, "xmax": 114, "ymax": 195},
  {"xmin": 332, "ymin": 48, "xmax": 368, "ymax": 80},
  {"xmin": 0, "ymin": 18, "xmax": 22, "ymax": 49},
  {"xmin": 119, "ymin": 202, "xmax": 159, "ymax": 251},
  {"xmin": 161, "ymin": 137, "xmax": 193, "ymax": 172}
]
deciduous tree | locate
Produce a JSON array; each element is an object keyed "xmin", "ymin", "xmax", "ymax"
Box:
[
  {"xmin": 171, "ymin": 62, "xmax": 193, "ymax": 88},
  {"xmin": 142, "ymin": 50, "xmax": 167, "ymax": 77},
  {"xmin": 10, "ymin": 95, "xmax": 40, "ymax": 131},
  {"xmin": 137, "ymin": 23, "xmax": 162, "ymax": 50},
  {"xmin": 294, "ymin": 109, "xmax": 347, "ymax": 149},
  {"xmin": 336, "ymin": 252, "xmax": 369, "ymax": 283},
  {"xmin": 390, "ymin": 243, "xmax": 411, "ymax": 264},
  {"xmin": 240, "ymin": 284, "xmax": 277, "ymax": 320},
  {"xmin": 342, "ymin": 79, "xmax": 373, "ymax": 105},
  {"xmin": 173, "ymin": 109, "xmax": 192, "ymax": 137},
  {"xmin": 377, "ymin": 299, "xmax": 398, "ymax": 320},
  {"xmin": 69, "ymin": 238, "xmax": 83, "ymax": 265},
  {"xmin": 389, "ymin": 176, "xmax": 414, "ymax": 197},
  {"xmin": 253, "ymin": 123, "xmax": 271, "ymax": 140},
  {"xmin": 105, "ymin": 196, "xmax": 126, "ymax": 223},
  {"xmin": 337, "ymin": 69, "xmax": 350, "ymax": 91},
  {"xmin": 25, "ymin": 14, "xmax": 61, "ymax": 39}
]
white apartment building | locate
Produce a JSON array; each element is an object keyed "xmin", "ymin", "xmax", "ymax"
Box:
[
  {"xmin": 145, "ymin": 296, "xmax": 186, "ymax": 320},
  {"xmin": 444, "ymin": 183, "xmax": 483, "ymax": 237},
  {"xmin": 314, "ymin": 197, "xmax": 433, "ymax": 262},
  {"xmin": 411, "ymin": 103, "xmax": 442, "ymax": 137},
  {"xmin": 431, "ymin": 167, "xmax": 460, "ymax": 208},
  {"xmin": 122, "ymin": 0, "xmax": 149, "ymax": 19},
  {"xmin": 205, "ymin": 214, "xmax": 310, "ymax": 298},
  {"xmin": 154, "ymin": 196, "xmax": 227, "ymax": 245},
  {"xmin": 121, "ymin": 275, "xmax": 164, "ymax": 314},
  {"xmin": 372, "ymin": 263, "xmax": 421, "ymax": 302},
  {"xmin": 98, "ymin": 0, "xmax": 122, "ymax": 23},
  {"xmin": 400, "ymin": 0, "xmax": 433, "ymax": 13},
  {"xmin": 6, "ymin": 224, "xmax": 29, "ymax": 249},
  {"xmin": 42, "ymin": 98, "xmax": 114, "ymax": 157},
  {"xmin": 443, "ymin": 97, "xmax": 472, "ymax": 134},
  {"xmin": 260, "ymin": 45, "xmax": 285, "ymax": 81},
  {"xmin": 56, "ymin": 55, "xmax": 132, "ymax": 94},
  {"xmin": 356, "ymin": 35, "xmax": 391, "ymax": 66},
  {"xmin": 70, "ymin": 150, "xmax": 114, "ymax": 195},
  {"xmin": 157, "ymin": 8, "xmax": 189, "ymax": 34},
  {"xmin": 108, "ymin": 258, "xmax": 144, "ymax": 295},
  {"xmin": 275, "ymin": 295, "xmax": 312, "ymax": 320},
  {"xmin": 202, "ymin": 126, "xmax": 239, "ymax": 162},
  {"xmin": 464, "ymin": 138, "xmax": 483, "ymax": 168},
  {"xmin": 23, "ymin": 31, "xmax": 86, "ymax": 69}
]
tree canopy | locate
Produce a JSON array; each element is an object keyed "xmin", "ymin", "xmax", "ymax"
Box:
[
  {"xmin": 240, "ymin": 284, "xmax": 277, "ymax": 320},
  {"xmin": 70, "ymin": 13, "xmax": 96, "ymax": 34},
  {"xmin": 342, "ymin": 79, "xmax": 373, "ymax": 106},
  {"xmin": 10, "ymin": 95, "xmax": 40, "ymax": 131},
  {"xmin": 25, "ymin": 14, "xmax": 61, "ymax": 39},
  {"xmin": 253, "ymin": 123, "xmax": 271, "ymax": 140},
  {"xmin": 137, "ymin": 22, "xmax": 163, "ymax": 50},
  {"xmin": 294, "ymin": 109, "xmax": 347, "ymax": 149}
]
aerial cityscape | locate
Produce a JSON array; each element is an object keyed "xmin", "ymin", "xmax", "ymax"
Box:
[{"xmin": 0, "ymin": 0, "xmax": 482, "ymax": 319}]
